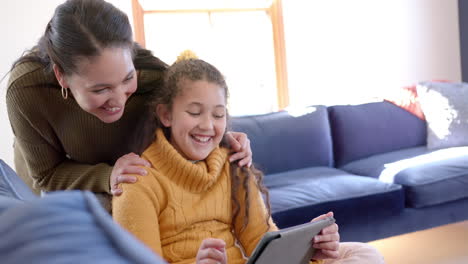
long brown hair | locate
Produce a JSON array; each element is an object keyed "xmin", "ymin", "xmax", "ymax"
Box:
[
  {"xmin": 11, "ymin": 0, "xmax": 167, "ymax": 76},
  {"xmin": 229, "ymin": 158, "xmax": 272, "ymax": 234},
  {"xmin": 136, "ymin": 57, "xmax": 272, "ymax": 232}
]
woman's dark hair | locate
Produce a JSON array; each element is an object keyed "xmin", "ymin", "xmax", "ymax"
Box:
[
  {"xmin": 11, "ymin": 0, "xmax": 166, "ymax": 75},
  {"xmin": 135, "ymin": 57, "xmax": 272, "ymax": 234}
]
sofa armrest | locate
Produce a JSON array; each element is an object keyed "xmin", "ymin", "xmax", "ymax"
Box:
[{"xmin": 0, "ymin": 159, "xmax": 37, "ymax": 201}]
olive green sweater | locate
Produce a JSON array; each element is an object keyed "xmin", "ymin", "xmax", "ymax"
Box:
[{"xmin": 6, "ymin": 61, "xmax": 164, "ymax": 195}]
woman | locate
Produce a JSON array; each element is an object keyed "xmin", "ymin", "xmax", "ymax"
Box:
[{"xmin": 6, "ymin": 0, "xmax": 252, "ymax": 211}]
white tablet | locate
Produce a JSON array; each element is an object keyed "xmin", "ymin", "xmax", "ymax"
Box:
[{"xmin": 246, "ymin": 217, "xmax": 336, "ymax": 264}]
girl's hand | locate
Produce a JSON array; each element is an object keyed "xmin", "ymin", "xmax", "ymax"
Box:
[
  {"xmin": 311, "ymin": 212, "xmax": 340, "ymax": 260},
  {"xmin": 110, "ymin": 153, "xmax": 151, "ymax": 196},
  {"xmin": 226, "ymin": 131, "xmax": 252, "ymax": 167},
  {"xmin": 196, "ymin": 238, "xmax": 227, "ymax": 264}
]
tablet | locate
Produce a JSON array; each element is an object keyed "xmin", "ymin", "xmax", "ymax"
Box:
[{"xmin": 246, "ymin": 217, "xmax": 335, "ymax": 264}]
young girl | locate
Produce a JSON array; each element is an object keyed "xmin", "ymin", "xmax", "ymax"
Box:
[{"xmin": 112, "ymin": 52, "xmax": 383, "ymax": 264}]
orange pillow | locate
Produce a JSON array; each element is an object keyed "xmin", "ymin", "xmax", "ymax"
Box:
[
  {"xmin": 385, "ymin": 80, "xmax": 453, "ymax": 121},
  {"xmin": 385, "ymin": 84, "xmax": 425, "ymax": 120}
]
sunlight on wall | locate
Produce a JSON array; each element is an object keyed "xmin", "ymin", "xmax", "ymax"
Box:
[{"xmin": 283, "ymin": 0, "xmax": 461, "ymax": 107}]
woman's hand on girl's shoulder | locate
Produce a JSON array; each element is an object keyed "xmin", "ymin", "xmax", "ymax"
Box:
[
  {"xmin": 196, "ymin": 238, "xmax": 227, "ymax": 264},
  {"xmin": 110, "ymin": 153, "xmax": 152, "ymax": 196},
  {"xmin": 226, "ymin": 131, "xmax": 252, "ymax": 167}
]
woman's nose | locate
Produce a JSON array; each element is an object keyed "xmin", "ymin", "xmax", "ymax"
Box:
[{"xmin": 113, "ymin": 85, "xmax": 130, "ymax": 105}]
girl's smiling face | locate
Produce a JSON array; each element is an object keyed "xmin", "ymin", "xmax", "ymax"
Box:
[{"xmin": 158, "ymin": 79, "xmax": 227, "ymax": 161}]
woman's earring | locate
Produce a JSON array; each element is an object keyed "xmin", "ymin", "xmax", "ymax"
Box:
[{"xmin": 61, "ymin": 86, "xmax": 68, "ymax": 99}]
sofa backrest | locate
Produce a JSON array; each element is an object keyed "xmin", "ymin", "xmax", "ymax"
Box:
[
  {"xmin": 328, "ymin": 101, "xmax": 427, "ymax": 167},
  {"xmin": 231, "ymin": 105, "xmax": 333, "ymax": 175}
]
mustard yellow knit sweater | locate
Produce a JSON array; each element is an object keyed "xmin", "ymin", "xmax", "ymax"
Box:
[{"xmin": 113, "ymin": 129, "xmax": 321, "ymax": 264}]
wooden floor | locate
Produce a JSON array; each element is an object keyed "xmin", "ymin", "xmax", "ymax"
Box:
[{"xmin": 368, "ymin": 220, "xmax": 468, "ymax": 264}]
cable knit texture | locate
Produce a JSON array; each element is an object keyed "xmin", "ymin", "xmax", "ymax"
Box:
[
  {"xmin": 6, "ymin": 61, "xmax": 164, "ymax": 194},
  {"xmin": 113, "ymin": 129, "xmax": 322, "ymax": 264}
]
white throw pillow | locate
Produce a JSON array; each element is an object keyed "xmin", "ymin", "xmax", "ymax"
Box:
[{"xmin": 417, "ymin": 81, "xmax": 468, "ymax": 149}]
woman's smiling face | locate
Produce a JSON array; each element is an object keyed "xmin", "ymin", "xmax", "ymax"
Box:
[{"xmin": 57, "ymin": 47, "xmax": 137, "ymax": 123}]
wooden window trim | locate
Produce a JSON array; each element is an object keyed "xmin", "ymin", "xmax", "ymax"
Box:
[
  {"xmin": 132, "ymin": 0, "xmax": 146, "ymax": 47},
  {"xmin": 270, "ymin": 0, "xmax": 289, "ymax": 109}
]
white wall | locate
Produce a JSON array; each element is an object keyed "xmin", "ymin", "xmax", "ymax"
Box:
[
  {"xmin": 0, "ymin": 0, "xmax": 133, "ymax": 169},
  {"xmin": 284, "ymin": 0, "xmax": 461, "ymax": 106},
  {"xmin": 0, "ymin": 0, "xmax": 63, "ymax": 168}
]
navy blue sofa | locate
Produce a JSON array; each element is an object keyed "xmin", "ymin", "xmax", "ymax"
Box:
[
  {"xmin": 231, "ymin": 101, "xmax": 468, "ymax": 242},
  {"xmin": 1, "ymin": 100, "xmax": 467, "ymax": 254}
]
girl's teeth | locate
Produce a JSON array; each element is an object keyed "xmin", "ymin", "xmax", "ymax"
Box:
[{"xmin": 194, "ymin": 136, "xmax": 210, "ymax": 142}]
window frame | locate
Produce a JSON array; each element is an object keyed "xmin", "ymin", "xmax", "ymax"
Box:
[{"xmin": 131, "ymin": 0, "xmax": 289, "ymax": 109}]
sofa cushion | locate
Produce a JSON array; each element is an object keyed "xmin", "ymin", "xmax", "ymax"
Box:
[
  {"xmin": 0, "ymin": 159, "xmax": 36, "ymax": 201},
  {"xmin": 0, "ymin": 196, "xmax": 23, "ymax": 215},
  {"xmin": 417, "ymin": 81, "xmax": 468, "ymax": 149},
  {"xmin": 341, "ymin": 146, "xmax": 431, "ymax": 178},
  {"xmin": 231, "ymin": 105, "xmax": 333, "ymax": 174},
  {"xmin": 328, "ymin": 101, "xmax": 426, "ymax": 167},
  {"xmin": 263, "ymin": 166, "xmax": 404, "ymax": 228},
  {"xmin": 341, "ymin": 146, "xmax": 468, "ymax": 208},
  {"xmin": 0, "ymin": 191, "xmax": 166, "ymax": 264}
]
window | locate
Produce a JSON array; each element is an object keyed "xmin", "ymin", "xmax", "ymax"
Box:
[
  {"xmin": 132, "ymin": 0, "xmax": 461, "ymax": 114},
  {"xmin": 134, "ymin": 0, "xmax": 285, "ymax": 116}
]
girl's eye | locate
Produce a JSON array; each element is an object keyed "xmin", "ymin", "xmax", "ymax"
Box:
[
  {"xmin": 187, "ymin": 112, "xmax": 200, "ymax": 116},
  {"xmin": 214, "ymin": 114, "xmax": 225, "ymax": 119}
]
